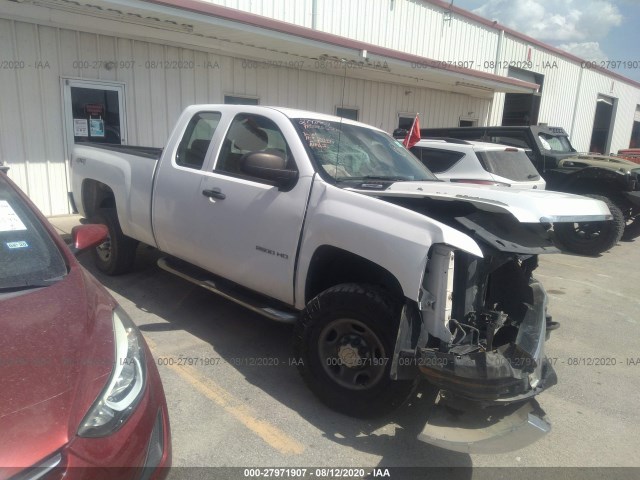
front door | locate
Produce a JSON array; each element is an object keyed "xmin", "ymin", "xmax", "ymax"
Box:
[
  {"xmin": 62, "ymin": 78, "xmax": 126, "ymax": 159},
  {"xmin": 195, "ymin": 112, "xmax": 311, "ymax": 304}
]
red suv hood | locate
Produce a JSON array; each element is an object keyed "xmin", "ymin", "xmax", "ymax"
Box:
[{"xmin": 0, "ymin": 266, "xmax": 115, "ymax": 468}]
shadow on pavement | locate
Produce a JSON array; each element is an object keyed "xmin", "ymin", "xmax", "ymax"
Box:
[{"xmin": 78, "ymin": 245, "xmax": 472, "ymax": 473}]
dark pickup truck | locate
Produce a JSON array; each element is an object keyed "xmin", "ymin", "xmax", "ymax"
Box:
[{"xmin": 394, "ymin": 125, "xmax": 640, "ymax": 255}]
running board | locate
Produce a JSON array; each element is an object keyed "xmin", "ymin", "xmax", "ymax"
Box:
[{"xmin": 157, "ymin": 257, "xmax": 298, "ymax": 324}]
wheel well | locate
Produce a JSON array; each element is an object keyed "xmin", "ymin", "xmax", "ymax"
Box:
[
  {"xmin": 305, "ymin": 246, "xmax": 404, "ymax": 304},
  {"xmin": 82, "ymin": 179, "xmax": 116, "ymax": 217}
]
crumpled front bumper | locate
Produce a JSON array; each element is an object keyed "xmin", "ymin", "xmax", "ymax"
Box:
[
  {"xmin": 415, "ymin": 280, "xmax": 556, "ymax": 404},
  {"xmin": 410, "ymin": 279, "xmax": 556, "ymax": 452},
  {"xmin": 418, "ymin": 396, "xmax": 551, "ymax": 454}
]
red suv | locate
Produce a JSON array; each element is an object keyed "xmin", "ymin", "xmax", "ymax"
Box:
[{"xmin": 0, "ymin": 167, "xmax": 171, "ymax": 479}]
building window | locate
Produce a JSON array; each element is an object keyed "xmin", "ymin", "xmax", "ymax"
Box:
[
  {"xmin": 336, "ymin": 107, "xmax": 359, "ymax": 121},
  {"xmin": 397, "ymin": 115, "xmax": 416, "ymax": 130},
  {"xmin": 630, "ymin": 106, "xmax": 640, "ymax": 148},
  {"xmin": 224, "ymin": 95, "xmax": 259, "ymax": 105},
  {"xmin": 459, "ymin": 119, "xmax": 478, "ymax": 127}
]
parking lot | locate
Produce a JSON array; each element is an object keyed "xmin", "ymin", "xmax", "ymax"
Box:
[{"xmin": 52, "ymin": 216, "xmax": 640, "ymax": 474}]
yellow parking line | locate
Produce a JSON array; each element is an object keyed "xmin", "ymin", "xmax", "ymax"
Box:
[{"xmin": 146, "ymin": 339, "xmax": 304, "ymax": 455}]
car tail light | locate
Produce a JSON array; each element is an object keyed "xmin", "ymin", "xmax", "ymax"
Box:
[{"xmin": 449, "ymin": 179, "xmax": 511, "ymax": 187}]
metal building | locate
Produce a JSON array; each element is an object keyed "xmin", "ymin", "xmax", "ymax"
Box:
[{"xmin": 1, "ymin": 0, "xmax": 639, "ymax": 215}]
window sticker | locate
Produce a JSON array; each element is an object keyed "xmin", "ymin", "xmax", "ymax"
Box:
[
  {"xmin": 90, "ymin": 118, "xmax": 105, "ymax": 137},
  {"xmin": 6, "ymin": 241, "xmax": 29, "ymax": 249},
  {"xmin": 0, "ymin": 200, "xmax": 27, "ymax": 232},
  {"xmin": 74, "ymin": 118, "xmax": 88, "ymax": 137}
]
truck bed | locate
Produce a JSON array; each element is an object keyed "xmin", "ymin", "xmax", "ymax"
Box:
[
  {"xmin": 75, "ymin": 142, "xmax": 163, "ymax": 160},
  {"xmin": 71, "ymin": 142, "xmax": 161, "ymax": 247}
]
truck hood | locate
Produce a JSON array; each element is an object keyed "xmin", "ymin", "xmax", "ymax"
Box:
[
  {"xmin": 559, "ymin": 154, "xmax": 640, "ymax": 173},
  {"xmin": 347, "ymin": 181, "xmax": 612, "ymax": 223}
]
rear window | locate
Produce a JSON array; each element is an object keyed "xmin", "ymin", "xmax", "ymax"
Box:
[
  {"xmin": 175, "ymin": 112, "xmax": 222, "ymax": 169},
  {"xmin": 490, "ymin": 135, "xmax": 530, "ymax": 149},
  {"xmin": 476, "ymin": 150, "xmax": 541, "ymax": 182},
  {"xmin": 0, "ymin": 176, "xmax": 67, "ymax": 290}
]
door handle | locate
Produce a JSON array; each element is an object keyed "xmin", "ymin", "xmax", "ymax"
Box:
[{"xmin": 202, "ymin": 188, "xmax": 226, "ymax": 200}]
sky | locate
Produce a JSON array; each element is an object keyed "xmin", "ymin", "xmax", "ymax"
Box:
[{"xmin": 451, "ymin": 0, "xmax": 640, "ymax": 82}]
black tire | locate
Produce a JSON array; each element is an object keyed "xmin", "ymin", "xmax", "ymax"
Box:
[
  {"xmin": 553, "ymin": 195, "xmax": 625, "ymax": 256},
  {"xmin": 89, "ymin": 208, "xmax": 138, "ymax": 275},
  {"xmin": 622, "ymin": 215, "xmax": 640, "ymax": 241},
  {"xmin": 293, "ymin": 284, "xmax": 417, "ymax": 418}
]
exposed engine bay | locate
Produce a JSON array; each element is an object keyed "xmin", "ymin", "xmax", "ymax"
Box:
[
  {"xmin": 383, "ymin": 196, "xmax": 558, "ymax": 452},
  {"xmin": 386, "ymin": 196, "xmax": 558, "ymax": 403}
]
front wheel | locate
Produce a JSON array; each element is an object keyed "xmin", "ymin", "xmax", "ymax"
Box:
[
  {"xmin": 622, "ymin": 214, "xmax": 640, "ymax": 241},
  {"xmin": 293, "ymin": 284, "xmax": 417, "ymax": 418},
  {"xmin": 553, "ymin": 195, "xmax": 625, "ymax": 256},
  {"xmin": 89, "ymin": 208, "xmax": 138, "ymax": 275}
]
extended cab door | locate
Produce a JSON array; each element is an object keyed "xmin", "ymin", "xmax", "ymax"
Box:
[
  {"xmin": 152, "ymin": 110, "xmax": 224, "ymax": 264},
  {"xmin": 153, "ymin": 108, "xmax": 313, "ymax": 305}
]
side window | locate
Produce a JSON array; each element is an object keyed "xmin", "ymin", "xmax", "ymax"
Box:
[
  {"xmin": 492, "ymin": 134, "xmax": 530, "ymax": 149},
  {"xmin": 410, "ymin": 147, "xmax": 464, "ymax": 173},
  {"xmin": 215, "ymin": 113, "xmax": 295, "ymax": 178},
  {"xmin": 175, "ymin": 112, "xmax": 221, "ymax": 169}
]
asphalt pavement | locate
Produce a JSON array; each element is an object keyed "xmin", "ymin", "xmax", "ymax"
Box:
[{"xmin": 50, "ymin": 215, "xmax": 640, "ymax": 476}]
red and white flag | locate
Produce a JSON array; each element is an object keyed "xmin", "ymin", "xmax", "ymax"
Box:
[{"xmin": 403, "ymin": 114, "xmax": 421, "ymax": 149}]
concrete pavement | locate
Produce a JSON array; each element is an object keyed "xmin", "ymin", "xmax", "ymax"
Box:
[{"xmin": 47, "ymin": 214, "xmax": 640, "ymax": 472}]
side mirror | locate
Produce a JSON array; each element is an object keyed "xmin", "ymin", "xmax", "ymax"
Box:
[
  {"xmin": 70, "ymin": 224, "xmax": 108, "ymax": 255},
  {"xmin": 240, "ymin": 152, "xmax": 298, "ymax": 188}
]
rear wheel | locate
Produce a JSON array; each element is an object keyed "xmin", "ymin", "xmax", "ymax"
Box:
[
  {"xmin": 553, "ymin": 195, "xmax": 624, "ymax": 256},
  {"xmin": 294, "ymin": 284, "xmax": 417, "ymax": 418},
  {"xmin": 89, "ymin": 208, "xmax": 138, "ymax": 275}
]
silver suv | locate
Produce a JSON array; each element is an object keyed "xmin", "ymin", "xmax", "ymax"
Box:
[{"xmin": 409, "ymin": 138, "xmax": 546, "ymax": 190}]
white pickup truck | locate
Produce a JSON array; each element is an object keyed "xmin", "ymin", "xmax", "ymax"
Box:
[{"xmin": 70, "ymin": 105, "xmax": 611, "ymax": 453}]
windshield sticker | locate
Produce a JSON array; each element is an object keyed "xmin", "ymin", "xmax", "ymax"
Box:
[
  {"xmin": 298, "ymin": 119, "xmax": 337, "ymax": 131},
  {"xmin": 0, "ymin": 200, "xmax": 27, "ymax": 232},
  {"xmin": 6, "ymin": 241, "xmax": 29, "ymax": 249},
  {"xmin": 302, "ymin": 131, "xmax": 334, "ymax": 150}
]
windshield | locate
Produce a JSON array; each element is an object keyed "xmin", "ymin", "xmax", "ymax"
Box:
[
  {"xmin": 293, "ymin": 119, "xmax": 437, "ymax": 182},
  {"xmin": 477, "ymin": 150, "xmax": 541, "ymax": 181},
  {"xmin": 538, "ymin": 133, "xmax": 574, "ymax": 153},
  {"xmin": 0, "ymin": 175, "xmax": 67, "ymax": 291}
]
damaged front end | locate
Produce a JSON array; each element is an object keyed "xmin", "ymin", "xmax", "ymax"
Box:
[{"xmin": 391, "ymin": 237, "xmax": 558, "ymax": 453}]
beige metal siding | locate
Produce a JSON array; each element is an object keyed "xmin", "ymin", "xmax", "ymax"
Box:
[
  {"xmin": 499, "ymin": 36, "xmax": 582, "ymax": 133},
  {"xmin": 195, "ymin": 0, "xmax": 313, "ymax": 26},
  {"xmin": 0, "ymin": 18, "xmax": 490, "ymax": 215},
  {"xmin": 314, "ymin": 0, "xmax": 499, "ymax": 74},
  {"xmin": 569, "ymin": 70, "xmax": 640, "ymax": 153},
  {"xmin": 0, "ymin": 20, "xmax": 69, "ymax": 216},
  {"xmin": 200, "ymin": 0, "xmax": 500, "ymax": 72},
  {"xmin": 199, "ymin": 0, "xmax": 640, "ymax": 152}
]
